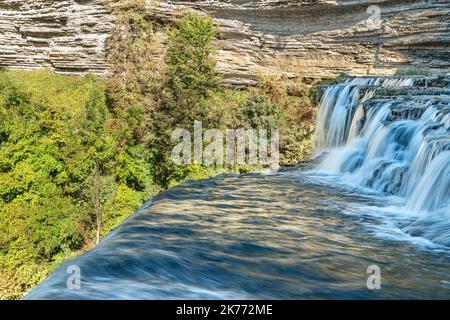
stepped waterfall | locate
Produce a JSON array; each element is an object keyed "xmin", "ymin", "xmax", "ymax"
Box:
[
  {"xmin": 26, "ymin": 77, "xmax": 450, "ymax": 300},
  {"xmin": 314, "ymin": 77, "xmax": 450, "ymax": 243}
]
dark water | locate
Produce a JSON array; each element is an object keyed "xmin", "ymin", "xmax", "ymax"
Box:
[{"xmin": 27, "ymin": 167, "xmax": 450, "ymax": 299}]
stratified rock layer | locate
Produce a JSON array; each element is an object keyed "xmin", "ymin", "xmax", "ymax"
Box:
[
  {"xmin": 1, "ymin": 0, "xmax": 449, "ymax": 84},
  {"xmin": 0, "ymin": 0, "xmax": 114, "ymax": 76},
  {"xmin": 156, "ymin": 0, "xmax": 450, "ymax": 85}
]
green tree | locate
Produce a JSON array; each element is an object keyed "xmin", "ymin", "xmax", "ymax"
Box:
[
  {"xmin": 0, "ymin": 70, "xmax": 156, "ymax": 299},
  {"xmin": 165, "ymin": 13, "xmax": 220, "ymax": 123},
  {"xmin": 151, "ymin": 13, "xmax": 220, "ymax": 187}
]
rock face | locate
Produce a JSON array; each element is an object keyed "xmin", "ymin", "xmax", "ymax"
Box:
[
  {"xmin": 153, "ymin": 0, "xmax": 450, "ymax": 85},
  {"xmin": 0, "ymin": 0, "xmax": 449, "ymax": 84},
  {"xmin": 0, "ymin": 0, "xmax": 114, "ymax": 76}
]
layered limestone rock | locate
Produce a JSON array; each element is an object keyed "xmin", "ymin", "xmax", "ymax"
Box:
[
  {"xmin": 0, "ymin": 0, "xmax": 114, "ymax": 76},
  {"xmin": 0, "ymin": 0, "xmax": 449, "ymax": 84},
  {"xmin": 150, "ymin": 0, "xmax": 450, "ymax": 85}
]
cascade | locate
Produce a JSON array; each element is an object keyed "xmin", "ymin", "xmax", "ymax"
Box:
[{"xmin": 316, "ymin": 76, "xmax": 450, "ymax": 213}]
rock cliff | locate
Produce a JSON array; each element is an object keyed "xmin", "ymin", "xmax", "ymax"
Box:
[
  {"xmin": 1, "ymin": 0, "xmax": 449, "ymax": 84},
  {"xmin": 154, "ymin": 0, "xmax": 450, "ymax": 85},
  {"xmin": 0, "ymin": 0, "xmax": 114, "ymax": 76}
]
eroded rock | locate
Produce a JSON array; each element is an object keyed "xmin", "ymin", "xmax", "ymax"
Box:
[{"xmin": 0, "ymin": 0, "xmax": 449, "ymax": 84}]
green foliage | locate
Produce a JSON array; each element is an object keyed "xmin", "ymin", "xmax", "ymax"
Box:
[
  {"xmin": 166, "ymin": 164, "xmax": 212, "ymax": 188},
  {"xmin": 151, "ymin": 13, "xmax": 222, "ymax": 187},
  {"xmin": 237, "ymin": 94, "xmax": 285, "ymax": 129},
  {"xmin": 161, "ymin": 13, "xmax": 220, "ymax": 131},
  {"xmin": 0, "ymin": 6, "xmax": 319, "ymax": 300},
  {"xmin": 395, "ymin": 67, "xmax": 429, "ymax": 76},
  {"xmin": 199, "ymin": 86, "xmax": 315, "ymax": 167},
  {"xmin": 106, "ymin": 6, "xmax": 162, "ymax": 146},
  {"xmin": 166, "ymin": 13, "xmax": 219, "ymax": 107},
  {"xmin": 0, "ymin": 70, "xmax": 158, "ymax": 299}
]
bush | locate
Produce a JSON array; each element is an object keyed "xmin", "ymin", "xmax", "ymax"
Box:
[
  {"xmin": 237, "ymin": 94, "xmax": 285, "ymax": 129},
  {"xmin": 395, "ymin": 67, "xmax": 429, "ymax": 76},
  {"xmin": 166, "ymin": 13, "xmax": 219, "ymax": 106},
  {"xmin": 0, "ymin": 70, "xmax": 157, "ymax": 299},
  {"xmin": 150, "ymin": 13, "xmax": 222, "ymax": 187},
  {"xmin": 0, "ymin": 6, "xmax": 320, "ymax": 299}
]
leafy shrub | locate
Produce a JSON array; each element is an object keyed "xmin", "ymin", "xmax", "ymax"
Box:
[
  {"xmin": 0, "ymin": 5, "xmax": 319, "ymax": 300},
  {"xmin": 0, "ymin": 70, "xmax": 157, "ymax": 299},
  {"xmin": 395, "ymin": 67, "xmax": 429, "ymax": 76}
]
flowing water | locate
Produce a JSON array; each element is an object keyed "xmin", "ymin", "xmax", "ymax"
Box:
[{"xmin": 27, "ymin": 77, "xmax": 450, "ymax": 299}]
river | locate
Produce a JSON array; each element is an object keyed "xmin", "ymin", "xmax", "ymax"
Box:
[{"xmin": 27, "ymin": 77, "xmax": 450, "ymax": 299}]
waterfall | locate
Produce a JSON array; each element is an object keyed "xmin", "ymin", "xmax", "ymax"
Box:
[{"xmin": 315, "ymin": 77, "xmax": 450, "ymax": 214}]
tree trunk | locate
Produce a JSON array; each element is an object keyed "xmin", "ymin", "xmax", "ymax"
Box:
[{"xmin": 92, "ymin": 164, "xmax": 102, "ymax": 245}]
